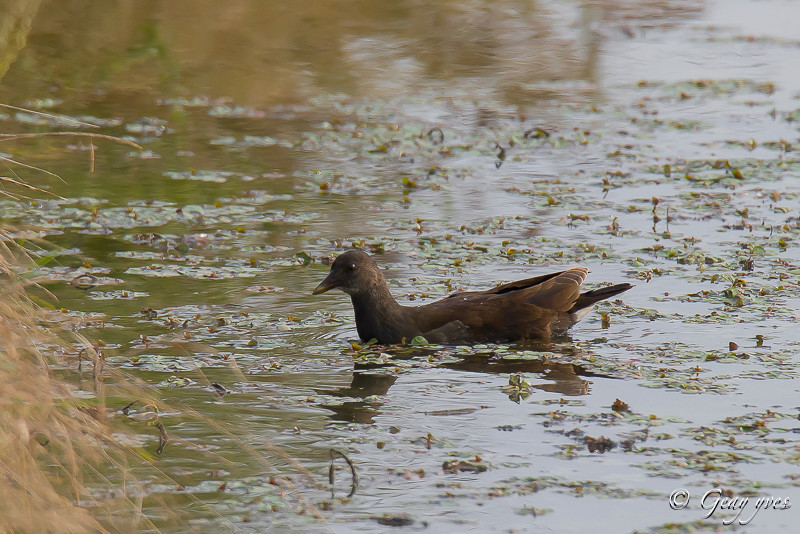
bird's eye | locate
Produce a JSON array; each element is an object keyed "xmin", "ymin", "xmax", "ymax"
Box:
[{"xmin": 348, "ymin": 263, "xmax": 357, "ymax": 271}]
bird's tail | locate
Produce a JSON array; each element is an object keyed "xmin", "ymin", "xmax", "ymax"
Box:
[{"xmin": 570, "ymin": 283, "xmax": 633, "ymax": 312}]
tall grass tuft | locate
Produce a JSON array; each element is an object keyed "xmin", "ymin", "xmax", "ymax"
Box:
[
  {"xmin": 0, "ymin": 234, "xmax": 109, "ymax": 533},
  {"xmin": 0, "ymin": 113, "xmax": 325, "ymax": 533}
]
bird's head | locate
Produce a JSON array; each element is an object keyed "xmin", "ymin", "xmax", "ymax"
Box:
[{"xmin": 312, "ymin": 249, "xmax": 383, "ymax": 297}]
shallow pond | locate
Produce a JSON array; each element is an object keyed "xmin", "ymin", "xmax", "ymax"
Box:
[{"xmin": 2, "ymin": 0, "xmax": 800, "ymax": 532}]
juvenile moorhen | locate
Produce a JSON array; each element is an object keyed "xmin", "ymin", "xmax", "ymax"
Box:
[{"xmin": 313, "ymin": 250, "xmax": 632, "ymax": 344}]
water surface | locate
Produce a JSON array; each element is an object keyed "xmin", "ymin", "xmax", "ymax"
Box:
[{"xmin": 1, "ymin": 0, "xmax": 799, "ymax": 532}]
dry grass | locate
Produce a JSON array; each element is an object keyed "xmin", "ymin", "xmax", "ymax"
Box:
[
  {"xmin": 0, "ymin": 114, "xmax": 177, "ymax": 531},
  {"xmin": 0, "ymin": 234, "xmax": 109, "ymax": 533},
  {"xmin": 0, "ymin": 118, "xmax": 327, "ymax": 533},
  {"xmin": 0, "ymin": 110, "xmax": 155, "ymax": 533},
  {"xmin": 0, "ymin": 232, "xmax": 326, "ymax": 534},
  {"xmin": 0, "ymin": 229, "xmax": 202, "ymax": 534}
]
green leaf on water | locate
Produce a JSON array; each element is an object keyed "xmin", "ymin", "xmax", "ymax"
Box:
[{"xmin": 294, "ymin": 251, "xmax": 312, "ymax": 266}]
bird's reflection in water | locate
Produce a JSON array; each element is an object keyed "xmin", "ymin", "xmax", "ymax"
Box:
[
  {"xmin": 317, "ymin": 339, "xmax": 615, "ymax": 423},
  {"xmin": 318, "ymin": 372, "xmax": 399, "ymax": 424}
]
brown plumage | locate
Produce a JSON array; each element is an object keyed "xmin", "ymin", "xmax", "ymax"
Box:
[{"xmin": 313, "ymin": 250, "xmax": 632, "ymax": 345}]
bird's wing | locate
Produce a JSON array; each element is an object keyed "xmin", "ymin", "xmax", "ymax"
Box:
[
  {"xmin": 485, "ymin": 270, "xmax": 566, "ymax": 294},
  {"xmin": 440, "ymin": 267, "xmax": 588, "ymax": 312},
  {"xmin": 423, "ymin": 320, "xmax": 471, "ymax": 344},
  {"xmin": 414, "ymin": 267, "xmax": 590, "ymax": 342},
  {"xmin": 519, "ymin": 267, "xmax": 588, "ymax": 312}
]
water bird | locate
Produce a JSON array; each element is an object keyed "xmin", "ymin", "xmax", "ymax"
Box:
[{"xmin": 313, "ymin": 249, "xmax": 632, "ymax": 345}]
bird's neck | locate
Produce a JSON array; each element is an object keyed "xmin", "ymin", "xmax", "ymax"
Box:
[{"xmin": 350, "ymin": 283, "xmax": 409, "ymax": 344}]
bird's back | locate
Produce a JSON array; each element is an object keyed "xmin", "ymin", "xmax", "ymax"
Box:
[{"xmin": 411, "ymin": 267, "xmax": 593, "ymax": 343}]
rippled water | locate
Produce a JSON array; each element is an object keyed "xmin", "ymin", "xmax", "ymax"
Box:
[{"xmin": 2, "ymin": 0, "xmax": 800, "ymax": 532}]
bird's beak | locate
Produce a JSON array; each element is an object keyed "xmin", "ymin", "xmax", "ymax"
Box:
[{"xmin": 312, "ymin": 273, "xmax": 337, "ymax": 295}]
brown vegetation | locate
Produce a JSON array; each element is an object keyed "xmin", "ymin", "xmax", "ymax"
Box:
[{"xmin": 0, "ymin": 233, "xmax": 110, "ymax": 533}]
